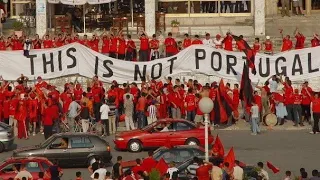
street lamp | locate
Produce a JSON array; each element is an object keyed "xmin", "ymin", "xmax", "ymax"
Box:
[{"xmin": 199, "ymin": 97, "xmax": 214, "ymax": 162}]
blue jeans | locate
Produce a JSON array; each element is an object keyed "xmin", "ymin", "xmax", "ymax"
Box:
[
  {"xmin": 187, "ymin": 111, "xmax": 196, "ymax": 122},
  {"xmin": 251, "ymin": 117, "xmax": 260, "ymax": 134},
  {"xmin": 137, "ymin": 111, "xmax": 146, "ymax": 129}
]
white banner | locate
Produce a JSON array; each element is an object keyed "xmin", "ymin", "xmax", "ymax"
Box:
[{"xmin": 1, "ymin": 43, "xmax": 319, "ymax": 83}]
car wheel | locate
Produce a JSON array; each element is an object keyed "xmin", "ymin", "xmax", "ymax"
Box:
[
  {"xmin": 0, "ymin": 142, "xmax": 4, "ymax": 153},
  {"xmin": 185, "ymin": 138, "xmax": 200, "ymax": 146},
  {"xmin": 128, "ymin": 140, "xmax": 142, "ymax": 152}
]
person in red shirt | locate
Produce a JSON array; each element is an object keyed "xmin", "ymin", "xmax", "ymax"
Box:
[
  {"xmin": 55, "ymin": 33, "xmax": 65, "ymax": 47},
  {"xmin": 294, "ymin": 28, "xmax": 305, "ymax": 49},
  {"xmin": 33, "ymin": 34, "xmax": 42, "ymax": 49},
  {"xmin": 183, "ymin": 33, "xmax": 192, "ymax": 48},
  {"xmin": 164, "ymin": 32, "xmax": 176, "ymax": 57},
  {"xmin": 117, "ymin": 34, "xmax": 126, "ymax": 60},
  {"xmin": 252, "ymin": 37, "xmax": 261, "ymax": 53},
  {"xmin": 281, "ymin": 76, "xmax": 295, "ymax": 123},
  {"xmin": 28, "ymin": 93, "xmax": 38, "ymax": 136},
  {"xmin": 311, "ymin": 33, "xmax": 320, "ymax": 47},
  {"xmin": 101, "ymin": 34, "xmax": 110, "ymax": 55},
  {"xmin": 6, "ymin": 36, "xmax": 13, "ymax": 50},
  {"xmin": 43, "ymin": 99, "xmax": 54, "ymax": 139},
  {"xmin": 125, "ymin": 34, "xmax": 136, "ymax": 61},
  {"xmin": 109, "ymin": 32, "xmax": 119, "ymax": 59},
  {"xmin": 65, "ymin": 34, "xmax": 73, "ymax": 45},
  {"xmin": 16, "ymin": 95, "xmax": 28, "ymax": 139},
  {"xmin": 305, "ymin": 89, "xmax": 320, "ymax": 134},
  {"xmin": 139, "ymin": 32, "xmax": 149, "ymax": 61},
  {"xmin": 185, "ymin": 88, "xmax": 196, "ymax": 122},
  {"xmin": 292, "ymin": 89, "xmax": 302, "ymax": 126},
  {"xmin": 301, "ymin": 81, "xmax": 312, "ymax": 124},
  {"xmin": 74, "ymin": 83, "xmax": 83, "ymax": 101},
  {"xmin": 141, "ymin": 151, "xmax": 157, "ymax": 173},
  {"xmin": 89, "ymin": 34, "xmax": 99, "ymax": 52},
  {"xmin": 136, "ymin": 93, "xmax": 147, "ymax": 128},
  {"xmin": 223, "ymin": 32, "xmax": 233, "ymax": 51},
  {"xmin": 3, "ymin": 96, "xmax": 10, "ymax": 125},
  {"xmin": 196, "ymin": 158, "xmax": 211, "ymax": 180},
  {"xmin": 43, "ymin": 34, "xmax": 54, "ymax": 49},
  {"xmin": 280, "ymin": 30, "xmax": 293, "ymax": 52},
  {"xmin": 149, "ymin": 34, "xmax": 160, "ymax": 60},
  {"xmin": 91, "ymin": 82, "xmax": 103, "ymax": 120},
  {"xmin": 168, "ymin": 85, "xmax": 181, "ymax": 119},
  {"xmin": 192, "ymin": 35, "xmax": 203, "ymax": 45},
  {"xmin": 13, "ymin": 36, "xmax": 24, "ymax": 50},
  {"xmin": 264, "ymin": 36, "xmax": 273, "ymax": 54},
  {"xmin": 132, "ymin": 158, "xmax": 147, "ymax": 176},
  {"xmin": 253, "ymin": 91, "xmax": 262, "ymax": 121}
]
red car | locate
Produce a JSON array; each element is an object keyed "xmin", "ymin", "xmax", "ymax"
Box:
[
  {"xmin": 0, "ymin": 157, "xmax": 53, "ymax": 180},
  {"xmin": 114, "ymin": 119, "xmax": 214, "ymax": 152}
]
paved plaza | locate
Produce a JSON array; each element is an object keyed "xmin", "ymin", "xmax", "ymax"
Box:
[{"xmin": 0, "ymin": 128, "xmax": 318, "ymax": 180}]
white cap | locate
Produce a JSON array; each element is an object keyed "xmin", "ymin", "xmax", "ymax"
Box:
[{"xmin": 266, "ymin": 36, "xmax": 270, "ymax": 40}]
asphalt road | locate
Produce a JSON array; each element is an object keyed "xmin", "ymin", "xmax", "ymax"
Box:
[{"xmin": 0, "ymin": 130, "xmax": 318, "ymax": 180}]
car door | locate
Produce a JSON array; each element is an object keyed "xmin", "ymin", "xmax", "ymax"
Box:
[
  {"xmin": 170, "ymin": 121, "xmax": 194, "ymax": 145},
  {"xmin": 69, "ymin": 136, "xmax": 94, "ymax": 165},
  {"xmin": 143, "ymin": 122, "xmax": 174, "ymax": 148},
  {"xmin": 43, "ymin": 137, "xmax": 70, "ymax": 167}
]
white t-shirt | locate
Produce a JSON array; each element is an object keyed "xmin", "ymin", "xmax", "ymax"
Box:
[
  {"xmin": 14, "ymin": 170, "xmax": 33, "ymax": 179},
  {"xmin": 100, "ymin": 104, "xmax": 110, "ymax": 120},
  {"xmin": 251, "ymin": 105, "xmax": 259, "ymax": 118},
  {"xmin": 259, "ymin": 169, "xmax": 269, "ymax": 180},
  {"xmin": 213, "ymin": 38, "xmax": 223, "ymax": 48},
  {"xmin": 202, "ymin": 38, "xmax": 213, "ymax": 47},
  {"xmin": 233, "ymin": 165, "xmax": 244, "ymax": 180},
  {"xmin": 166, "ymin": 167, "xmax": 178, "ymax": 179},
  {"xmin": 90, "ymin": 168, "xmax": 107, "ymax": 180},
  {"xmin": 269, "ymin": 80, "xmax": 278, "ymax": 93},
  {"xmin": 123, "ymin": 93, "xmax": 134, "ymax": 102}
]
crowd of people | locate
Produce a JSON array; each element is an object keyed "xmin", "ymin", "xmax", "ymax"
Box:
[{"xmin": 0, "ymin": 26, "xmax": 319, "ymax": 60}]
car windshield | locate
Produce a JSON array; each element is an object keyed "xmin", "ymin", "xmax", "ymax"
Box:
[{"xmin": 40, "ymin": 136, "xmax": 55, "ymax": 148}]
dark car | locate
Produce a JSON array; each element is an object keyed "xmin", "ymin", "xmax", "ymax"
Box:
[
  {"xmin": 122, "ymin": 145, "xmax": 206, "ymax": 169},
  {"xmin": 0, "ymin": 157, "xmax": 54, "ymax": 180},
  {"xmin": 176, "ymin": 156, "xmax": 251, "ymax": 180},
  {"xmin": 0, "ymin": 122, "xmax": 14, "ymax": 152},
  {"xmin": 12, "ymin": 133, "xmax": 112, "ymax": 167},
  {"xmin": 114, "ymin": 119, "xmax": 214, "ymax": 152}
]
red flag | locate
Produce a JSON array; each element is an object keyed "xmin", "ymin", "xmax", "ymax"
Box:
[
  {"xmin": 224, "ymin": 147, "xmax": 235, "ymax": 170},
  {"xmin": 267, "ymin": 161, "xmax": 280, "ymax": 174},
  {"xmin": 216, "ymin": 80, "xmax": 237, "ymax": 123},
  {"xmin": 240, "ymin": 62, "xmax": 254, "ymax": 107},
  {"xmin": 155, "ymin": 158, "xmax": 169, "ymax": 175},
  {"xmin": 212, "ymin": 135, "xmax": 224, "ymax": 158}
]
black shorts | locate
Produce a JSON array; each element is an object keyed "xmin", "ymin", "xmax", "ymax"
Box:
[{"xmin": 301, "ymin": 104, "xmax": 311, "ymax": 117}]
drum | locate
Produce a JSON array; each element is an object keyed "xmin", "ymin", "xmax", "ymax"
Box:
[{"xmin": 263, "ymin": 113, "xmax": 277, "ymax": 127}]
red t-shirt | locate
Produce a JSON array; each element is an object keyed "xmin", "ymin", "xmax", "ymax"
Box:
[
  {"xmin": 55, "ymin": 39, "xmax": 64, "ymax": 47},
  {"xmin": 281, "ymin": 39, "xmax": 293, "ymax": 51},
  {"xmin": 253, "ymin": 43, "xmax": 261, "ymax": 53},
  {"xmin": 28, "ymin": 99, "xmax": 38, "ymax": 119},
  {"xmin": 127, "ymin": 40, "xmax": 136, "ymax": 52},
  {"xmin": 91, "ymin": 87, "xmax": 102, "ymax": 103},
  {"xmin": 74, "ymin": 88, "xmax": 83, "ymax": 101},
  {"xmin": 118, "ymin": 38, "xmax": 126, "ymax": 55},
  {"xmin": 164, "ymin": 37, "xmax": 176, "ymax": 53},
  {"xmin": 301, "ymin": 87, "xmax": 313, "ymax": 105},
  {"xmin": 233, "ymin": 89, "xmax": 239, "ymax": 107},
  {"xmin": 185, "ymin": 94, "xmax": 196, "ymax": 111},
  {"xmin": 295, "ymin": 35, "xmax": 305, "ymax": 49},
  {"xmin": 3, "ymin": 100, "xmax": 10, "ymax": 118},
  {"xmin": 264, "ymin": 41, "xmax": 273, "ymax": 51},
  {"xmin": 224, "ymin": 36, "xmax": 233, "ymax": 51},
  {"xmin": 283, "ymin": 83, "xmax": 294, "ymax": 105},
  {"xmin": 90, "ymin": 39, "xmax": 99, "ymax": 52},
  {"xmin": 254, "ymin": 95, "xmax": 262, "ymax": 112},
  {"xmin": 43, "ymin": 40, "xmax": 53, "ymax": 49},
  {"xmin": 311, "ymin": 97, "xmax": 320, "ymax": 113},
  {"xmin": 293, "ymin": 94, "xmax": 302, "ymax": 104},
  {"xmin": 140, "ymin": 37, "xmax": 149, "ymax": 51},
  {"xmin": 192, "ymin": 39, "xmax": 203, "ymax": 45},
  {"xmin": 110, "ymin": 37, "xmax": 118, "ymax": 53},
  {"xmin": 9, "ymin": 99, "xmax": 18, "ymax": 116},
  {"xmin": 136, "ymin": 97, "xmax": 146, "ymax": 111},
  {"xmin": 149, "ymin": 39, "xmax": 159, "ymax": 50},
  {"xmin": 168, "ymin": 92, "xmax": 181, "ymax": 108},
  {"xmin": 141, "ymin": 157, "xmax": 157, "ymax": 173},
  {"xmin": 33, "ymin": 40, "xmax": 42, "ymax": 49},
  {"xmin": 311, "ymin": 38, "xmax": 320, "ymax": 47},
  {"xmin": 183, "ymin": 39, "xmax": 192, "ymax": 48},
  {"xmin": 14, "ymin": 41, "xmax": 23, "ymax": 50},
  {"xmin": 101, "ymin": 38, "xmax": 110, "ymax": 53},
  {"xmin": 43, "ymin": 106, "xmax": 54, "ymax": 126},
  {"xmin": 196, "ymin": 164, "xmax": 211, "ymax": 180}
]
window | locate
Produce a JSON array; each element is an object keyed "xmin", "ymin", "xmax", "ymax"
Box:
[
  {"xmin": 176, "ymin": 150, "xmax": 192, "ymax": 162},
  {"xmin": 175, "ymin": 122, "xmax": 192, "ymax": 131},
  {"xmin": 41, "ymin": 162, "xmax": 50, "ymax": 171},
  {"xmin": 25, "ymin": 162, "xmax": 40, "ymax": 172},
  {"xmin": 193, "ymin": 149, "xmax": 205, "ymax": 156},
  {"xmin": 159, "ymin": 1, "xmax": 189, "ymax": 14},
  {"xmin": 161, "ymin": 151, "xmax": 177, "ymax": 163},
  {"xmin": 1, "ymin": 163, "xmax": 21, "ymax": 173},
  {"xmin": 49, "ymin": 137, "xmax": 69, "ymax": 149},
  {"xmin": 70, "ymin": 137, "xmax": 94, "ymax": 148}
]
